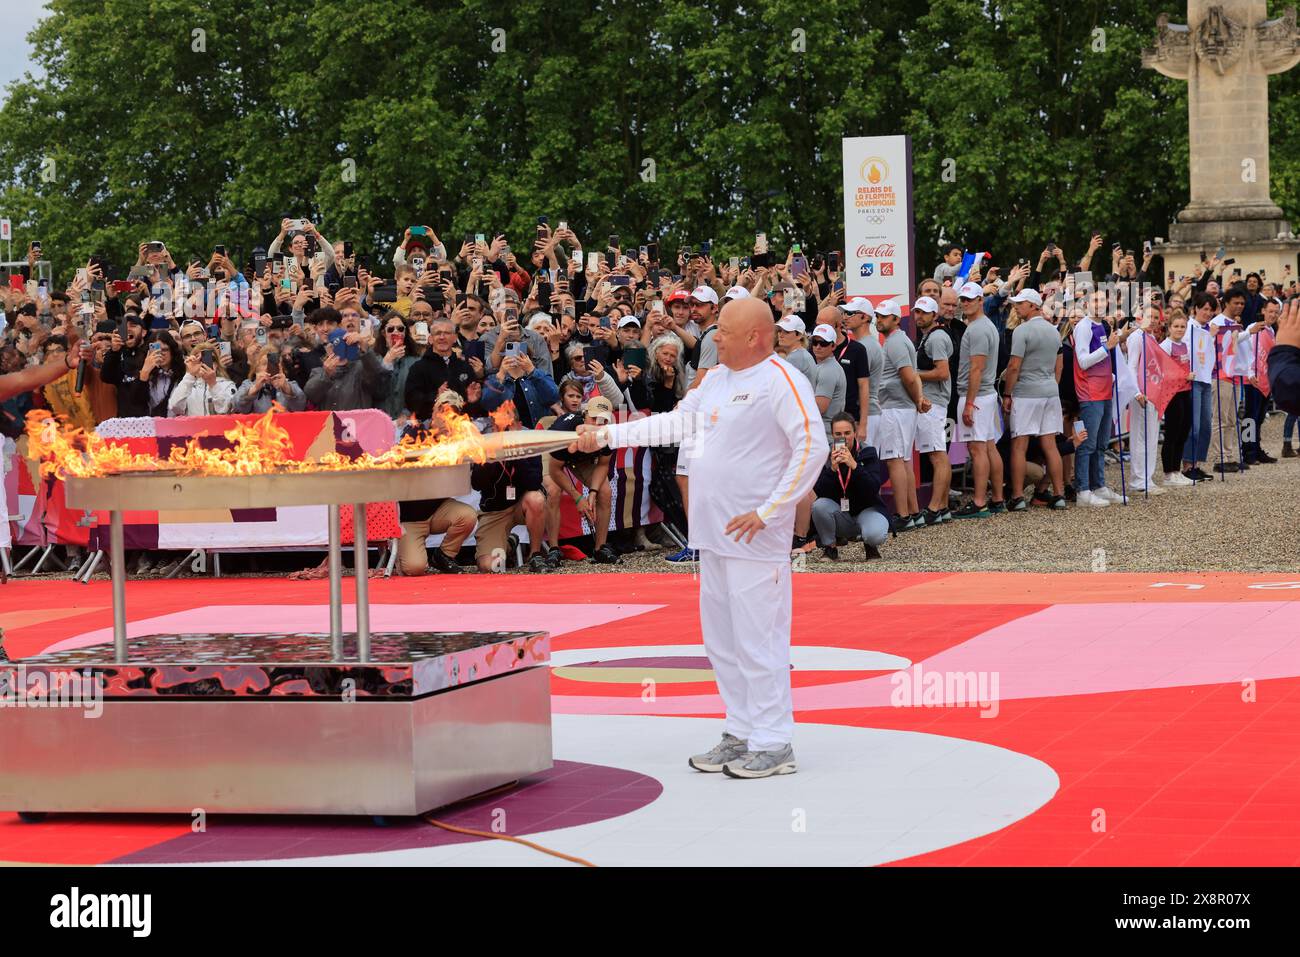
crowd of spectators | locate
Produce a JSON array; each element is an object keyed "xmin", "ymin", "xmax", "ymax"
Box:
[{"xmin": 3, "ymin": 223, "xmax": 1298, "ymax": 575}]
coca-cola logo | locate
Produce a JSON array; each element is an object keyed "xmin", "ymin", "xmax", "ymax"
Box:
[{"xmin": 855, "ymin": 243, "xmax": 896, "ymax": 258}]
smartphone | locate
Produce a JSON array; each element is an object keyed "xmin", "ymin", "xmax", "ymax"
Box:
[
  {"xmin": 372, "ymin": 282, "xmax": 399, "ymax": 301},
  {"xmin": 828, "ymin": 251, "xmax": 840, "ymax": 273},
  {"xmin": 463, "ymin": 339, "xmax": 486, "ymax": 363},
  {"xmin": 1215, "ymin": 244, "xmax": 1226, "ymax": 260},
  {"xmin": 31, "ymin": 241, "xmax": 42, "ymax": 255},
  {"xmin": 647, "ymin": 242, "xmax": 659, "ymax": 261},
  {"xmin": 571, "ymin": 250, "xmax": 583, "ymax": 270},
  {"xmin": 214, "ymin": 245, "xmax": 226, "ymax": 257},
  {"xmin": 1168, "ymin": 270, "xmax": 1176, "ymax": 283},
  {"xmin": 343, "ymin": 275, "xmax": 358, "ymax": 288},
  {"xmin": 1143, "ymin": 240, "xmax": 1153, "ymax": 256},
  {"xmin": 1046, "ymin": 242, "xmax": 1057, "ymax": 254},
  {"xmin": 255, "ymin": 325, "xmax": 268, "ymax": 346},
  {"xmin": 791, "ymin": 255, "xmax": 808, "ymax": 278},
  {"xmin": 730, "ymin": 256, "xmax": 740, "ymax": 271},
  {"xmin": 1072, "ymin": 419, "xmax": 1085, "ymax": 438},
  {"xmin": 1222, "ymin": 258, "xmax": 1236, "ymax": 267},
  {"xmin": 599, "ymin": 316, "xmax": 611, "ymax": 329},
  {"xmin": 608, "ymin": 275, "xmax": 632, "ymax": 287},
  {"xmin": 474, "ymin": 233, "xmax": 486, "ymax": 246},
  {"xmin": 622, "ymin": 346, "xmax": 648, "ymax": 370},
  {"xmin": 148, "ymin": 241, "xmax": 165, "ymax": 253},
  {"xmin": 8, "ymin": 274, "xmax": 25, "ymax": 291},
  {"xmin": 110, "ymin": 279, "xmax": 135, "ymax": 294},
  {"xmin": 504, "ymin": 341, "xmax": 527, "ymax": 359},
  {"xmin": 150, "ymin": 342, "xmax": 162, "ymax": 353},
  {"xmin": 342, "ymin": 241, "xmax": 353, "ymax": 258},
  {"xmin": 409, "ymin": 226, "xmax": 427, "ymax": 237},
  {"xmin": 833, "ymin": 279, "xmax": 845, "ymax": 294},
  {"xmin": 201, "ymin": 350, "xmax": 216, "ymax": 369},
  {"xmin": 266, "ymin": 352, "xmax": 280, "ymax": 374},
  {"xmin": 755, "ymin": 232, "xmax": 768, "ymax": 255},
  {"xmin": 537, "ymin": 281, "xmax": 552, "ymax": 311},
  {"xmin": 219, "ymin": 341, "xmax": 232, "ymax": 360},
  {"xmin": 699, "ymin": 240, "xmax": 712, "ymax": 256},
  {"xmin": 651, "ymin": 299, "xmax": 665, "ymax": 315},
  {"xmin": 587, "ymin": 252, "xmax": 600, "ymax": 272},
  {"xmin": 412, "ymin": 321, "xmax": 429, "ymax": 344},
  {"xmin": 557, "ymin": 220, "xmax": 568, "ymax": 232},
  {"xmin": 608, "ymin": 234, "xmax": 620, "ymax": 250}
]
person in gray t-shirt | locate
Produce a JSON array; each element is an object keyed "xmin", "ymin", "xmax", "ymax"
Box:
[
  {"xmin": 957, "ymin": 313, "xmax": 999, "ymax": 398},
  {"xmin": 879, "ymin": 328, "xmax": 919, "ymax": 410},
  {"xmin": 859, "ymin": 333, "xmax": 884, "ymax": 417},
  {"xmin": 1009, "ymin": 316, "xmax": 1062, "ymax": 398},
  {"xmin": 919, "ymin": 325, "xmax": 953, "ymax": 408},
  {"xmin": 808, "ymin": 329, "xmax": 847, "ymax": 438},
  {"xmin": 1002, "ymin": 293, "xmax": 1066, "ymax": 507}
]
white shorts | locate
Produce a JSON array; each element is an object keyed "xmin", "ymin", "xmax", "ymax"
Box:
[
  {"xmin": 865, "ymin": 414, "xmax": 882, "ymax": 448},
  {"xmin": 1010, "ymin": 395, "xmax": 1063, "ymax": 438},
  {"xmin": 915, "ymin": 404, "xmax": 949, "ymax": 454},
  {"xmin": 956, "ymin": 397, "xmax": 1004, "ymax": 443},
  {"xmin": 876, "ymin": 408, "xmax": 917, "ymax": 461}
]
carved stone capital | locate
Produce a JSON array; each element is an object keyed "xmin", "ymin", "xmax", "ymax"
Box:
[
  {"xmin": 1256, "ymin": 6, "xmax": 1300, "ymax": 75},
  {"xmin": 1142, "ymin": 13, "xmax": 1192, "ymax": 79}
]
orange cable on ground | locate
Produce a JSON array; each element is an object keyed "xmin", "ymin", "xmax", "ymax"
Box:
[
  {"xmin": 421, "ymin": 816, "xmax": 597, "ymax": 867},
  {"xmin": 420, "ymin": 779, "xmax": 597, "ymax": 867}
]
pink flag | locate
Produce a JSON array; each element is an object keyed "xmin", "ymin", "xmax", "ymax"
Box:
[
  {"xmin": 1216, "ymin": 326, "xmax": 1238, "ymax": 381},
  {"xmin": 1137, "ymin": 333, "xmax": 1186, "ymax": 416},
  {"xmin": 1256, "ymin": 326, "xmax": 1276, "ymax": 398}
]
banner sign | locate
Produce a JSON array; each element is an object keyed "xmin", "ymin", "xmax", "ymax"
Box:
[{"xmin": 842, "ymin": 135, "xmax": 916, "ymax": 311}]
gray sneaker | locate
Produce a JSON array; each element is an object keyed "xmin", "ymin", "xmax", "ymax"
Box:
[
  {"xmin": 688, "ymin": 733, "xmax": 749, "ymax": 773},
  {"xmin": 722, "ymin": 744, "xmax": 797, "ymax": 779}
]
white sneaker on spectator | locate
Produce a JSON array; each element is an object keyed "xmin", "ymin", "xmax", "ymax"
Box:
[
  {"xmin": 1163, "ymin": 471, "xmax": 1193, "ymax": 487},
  {"xmin": 1095, "ymin": 486, "xmax": 1125, "ymax": 504},
  {"xmin": 1078, "ymin": 490, "xmax": 1109, "ymax": 508},
  {"xmin": 1127, "ymin": 479, "xmax": 1165, "ymax": 495}
]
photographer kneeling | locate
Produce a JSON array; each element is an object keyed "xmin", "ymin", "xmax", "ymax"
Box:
[{"xmin": 810, "ymin": 412, "xmax": 889, "ymax": 562}]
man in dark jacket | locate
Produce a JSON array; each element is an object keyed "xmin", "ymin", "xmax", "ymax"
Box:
[
  {"xmin": 98, "ymin": 314, "xmax": 151, "ymax": 418},
  {"xmin": 809, "ymin": 412, "xmax": 889, "ymax": 561},
  {"xmin": 404, "ymin": 317, "xmax": 479, "ymax": 420},
  {"xmin": 1269, "ymin": 299, "xmax": 1300, "ymax": 415},
  {"xmin": 470, "ymin": 405, "xmax": 549, "ymax": 574}
]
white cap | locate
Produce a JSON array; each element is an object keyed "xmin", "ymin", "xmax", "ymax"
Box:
[
  {"xmin": 875, "ymin": 300, "xmax": 902, "ymax": 319},
  {"xmin": 690, "ymin": 286, "xmax": 719, "ymax": 305},
  {"xmin": 617, "ymin": 316, "xmax": 641, "ymax": 328},
  {"xmin": 723, "ymin": 285, "xmax": 750, "ymax": 300},
  {"xmin": 912, "ymin": 296, "xmax": 939, "ymax": 314},
  {"xmin": 811, "ymin": 323, "xmax": 838, "ymax": 343},
  {"xmin": 1009, "ymin": 288, "xmax": 1043, "ymax": 306},
  {"xmin": 843, "ymin": 296, "xmax": 875, "ymax": 316},
  {"xmin": 959, "ymin": 281, "xmax": 983, "ymax": 300},
  {"xmin": 776, "ymin": 316, "xmax": 806, "ymax": 333}
]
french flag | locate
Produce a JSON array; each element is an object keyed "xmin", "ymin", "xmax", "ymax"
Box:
[{"xmin": 957, "ymin": 252, "xmax": 988, "ymax": 280}]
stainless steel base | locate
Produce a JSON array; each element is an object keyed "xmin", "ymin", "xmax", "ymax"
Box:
[{"xmin": 0, "ymin": 668, "xmax": 552, "ymax": 816}]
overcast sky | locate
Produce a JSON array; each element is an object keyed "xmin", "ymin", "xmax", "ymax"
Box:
[{"xmin": 0, "ymin": 0, "xmax": 47, "ymax": 93}]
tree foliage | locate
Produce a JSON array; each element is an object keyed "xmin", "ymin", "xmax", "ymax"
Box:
[{"xmin": 1, "ymin": 0, "xmax": 1295, "ymax": 280}]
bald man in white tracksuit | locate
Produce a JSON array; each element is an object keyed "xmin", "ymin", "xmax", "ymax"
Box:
[{"xmin": 575, "ymin": 298, "xmax": 827, "ymax": 778}]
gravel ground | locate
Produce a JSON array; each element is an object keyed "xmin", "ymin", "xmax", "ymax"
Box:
[
  {"xmin": 572, "ymin": 412, "xmax": 1300, "ymax": 575},
  {"xmin": 12, "ymin": 414, "xmax": 1299, "ymax": 581}
]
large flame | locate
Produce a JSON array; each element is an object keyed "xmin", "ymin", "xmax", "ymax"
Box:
[{"xmin": 26, "ymin": 404, "xmax": 501, "ymax": 479}]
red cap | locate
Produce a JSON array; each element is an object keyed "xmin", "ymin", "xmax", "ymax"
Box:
[{"xmin": 666, "ymin": 290, "xmax": 691, "ymax": 303}]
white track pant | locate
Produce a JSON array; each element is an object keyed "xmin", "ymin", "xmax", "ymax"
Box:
[
  {"xmin": 1127, "ymin": 398, "xmax": 1161, "ymax": 487},
  {"xmin": 698, "ymin": 550, "xmax": 793, "ymax": 751}
]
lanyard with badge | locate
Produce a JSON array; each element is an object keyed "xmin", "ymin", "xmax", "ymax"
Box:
[
  {"xmin": 502, "ymin": 460, "xmax": 516, "ymax": 502},
  {"xmin": 835, "ymin": 449, "xmax": 852, "ymax": 512}
]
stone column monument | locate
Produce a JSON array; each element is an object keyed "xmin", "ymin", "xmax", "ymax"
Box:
[{"xmin": 1144, "ymin": 3, "xmax": 1300, "ymax": 283}]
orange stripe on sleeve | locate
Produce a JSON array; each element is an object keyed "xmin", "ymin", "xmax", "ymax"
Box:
[{"xmin": 758, "ymin": 358, "xmax": 814, "ymax": 521}]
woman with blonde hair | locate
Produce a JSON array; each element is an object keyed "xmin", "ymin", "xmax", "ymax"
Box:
[{"xmin": 169, "ymin": 340, "xmax": 237, "ymax": 416}]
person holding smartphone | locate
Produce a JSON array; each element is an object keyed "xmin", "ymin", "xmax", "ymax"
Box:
[
  {"xmin": 810, "ymin": 412, "xmax": 888, "ymax": 561},
  {"xmin": 233, "ymin": 347, "xmax": 306, "ymax": 414},
  {"xmin": 169, "ymin": 341, "xmax": 237, "ymax": 416}
]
